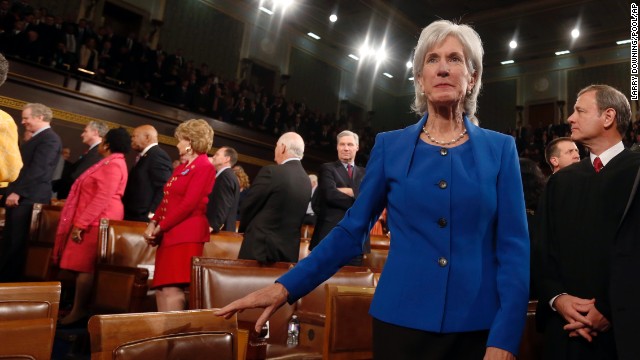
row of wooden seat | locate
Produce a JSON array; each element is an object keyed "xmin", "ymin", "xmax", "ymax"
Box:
[
  {"xmin": 19, "ymin": 204, "xmax": 390, "ymax": 282},
  {"xmin": 0, "ymin": 281, "xmax": 61, "ymax": 359},
  {"xmin": 189, "ymin": 257, "xmax": 377, "ymax": 359},
  {"xmin": 0, "ymin": 280, "xmax": 372, "ymax": 360},
  {"xmin": 14, "ymin": 204, "xmax": 388, "ymax": 319},
  {"xmin": 6, "ymin": 205, "xmax": 540, "ymax": 359}
]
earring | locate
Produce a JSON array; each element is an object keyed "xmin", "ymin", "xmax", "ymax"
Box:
[
  {"xmin": 467, "ymin": 90, "xmax": 472, "ymax": 96},
  {"xmin": 420, "ymin": 92, "xmax": 425, "ymax": 97}
]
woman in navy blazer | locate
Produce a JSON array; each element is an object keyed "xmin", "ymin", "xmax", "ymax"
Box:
[{"xmin": 217, "ymin": 20, "xmax": 529, "ymax": 359}]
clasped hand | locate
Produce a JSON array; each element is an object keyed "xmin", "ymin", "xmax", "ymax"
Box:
[
  {"xmin": 144, "ymin": 221, "xmax": 161, "ymax": 246},
  {"xmin": 554, "ymin": 294, "xmax": 610, "ymax": 342},
  {"xmin": 70, "ymin": 226, "xmax": 83, "ymax": 243}
]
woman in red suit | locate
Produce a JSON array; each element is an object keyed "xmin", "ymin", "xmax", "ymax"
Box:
[
  {"xmin": 144, "ymin": 119, "xmax": 216, "ymax": 311},
  {"xmin": 53, "ymin": 127, "xmax": 130, "ymax": 326}
]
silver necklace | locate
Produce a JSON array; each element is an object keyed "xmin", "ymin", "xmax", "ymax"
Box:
[{"xmin": 422, "ymin": 125, "xmax": 467, "ymax": 146}]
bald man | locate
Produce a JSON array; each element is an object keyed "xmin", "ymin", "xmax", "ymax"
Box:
[
  {"xmin": 123, "ymin": 125, "xmax": 172, "ymax": 221},
  {"xmin": 238, "ymin": 132, "xmax": 311, "ymax": 263}
]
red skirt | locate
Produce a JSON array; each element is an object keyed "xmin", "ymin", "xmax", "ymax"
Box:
[
  {"xmin": 152, "ymin": 242, "xmax": 204, "ymax": 289},
  {"xmin": 59, "ymin": 225, "xmax": 99, "ymax": 273}
]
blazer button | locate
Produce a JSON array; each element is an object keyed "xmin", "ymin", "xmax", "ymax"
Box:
[
  {"xmin": 440, "ymin": 148, "xmax": 448, "ymax": 156},
  {"xmin": 438, "ymin": 257, "xmax": 448, "ymax": 267},
  {"xmin": 437, "ymin": 218, "xmax": 447, "ymax": 227},
  {"xmin": 438, "ymin": 180, "xmax": 448, "ymax": 189}
]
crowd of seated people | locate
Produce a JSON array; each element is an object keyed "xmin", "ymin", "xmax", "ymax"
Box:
[{"xmin": 0, "ymin": 3, "xmax": 377, "ymax": 161}]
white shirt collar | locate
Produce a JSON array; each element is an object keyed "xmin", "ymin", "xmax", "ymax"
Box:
[
  {"xmin": 216, "ymin": 166, "xmax": 231, "ymax": 178},
  {"xmin": 140, "ymin": 143, "xmax": 158, "ymax": 156},
  {"xmin": 88, "ymin": 140, "xmax": 101, "ymax": 150},
  {"xmin": 589, "ymin": 141, "xmax": 624, "ymax": 167},
  {"xmin": 31, "ymin": 125, "xmax": 51, "ymax": 137},
  {"xmin": 282, "ymin": 158, "xmax": 301, "ymax": 164}
]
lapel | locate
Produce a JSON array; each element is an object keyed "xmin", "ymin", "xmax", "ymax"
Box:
[
  {"xmin": 135, "ymin": 145, "xmax": 157, "ymax": 168},
  {"xmin": 334, "ymin": 161, "xmax": 351, "ymax": 186},
  {"xmin": 619, "ymin": 164, "xmax": 640, "ymax": 228}
]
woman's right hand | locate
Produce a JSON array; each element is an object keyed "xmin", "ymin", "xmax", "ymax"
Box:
[
  {"xmin": 214, "ymin": 283, "xmax": 289, "ymax": 333},
  {"xmin": 144, "ymin": 221, "xmax": 158, "ymax": 246}
]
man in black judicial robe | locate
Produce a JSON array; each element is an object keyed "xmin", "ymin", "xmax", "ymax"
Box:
[
  {"xmin": 535, "ymin": 85, "xmax": 640, "ymax": 360},
  {"xmin": 609, "ymin": 165, "xmax": 640, "ymax": 360}
]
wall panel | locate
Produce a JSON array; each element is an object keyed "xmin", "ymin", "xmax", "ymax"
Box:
[
  {"xmin": 287, "ymin": 47, "xmax": 340, "ymax": 114},
  {"xmin": 162, "ymin": 1, "xmax": 243, "ymax": 79}
]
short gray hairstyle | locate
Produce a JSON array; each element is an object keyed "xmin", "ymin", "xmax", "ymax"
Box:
[
  {"xmin": 87, "ymin": 120, "xmax": 109, "ymax": 137},
  {"xmin": 577, "ymin": 84, "xmax": 631, "ymax": 136},
  {"xmin": 336, "ymin": 130, "xmax": 359, "ymax": 146},
  {"xmin": 278, "ymin": 132, "xmax": 305, "ymax": 159},
  {"xmin": 24, "ymin": 103, "xmax": 53, "ymax": 122},
  {"xmin": 0, "ymin": 53, "xmax": 8, "ymax": 86},
  {"xmin": 411, "ymin": 20, "xmax": 483, "ymax": 124}
]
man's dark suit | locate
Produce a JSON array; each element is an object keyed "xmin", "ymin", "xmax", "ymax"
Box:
[
  {"xmin": 610, "ymin": 164, "xmax": 640, "ymax": 360},
  {"xmin": 0, "ymin": 127, "xmax": 61, "ymax": 281},
  {"xmin": 310, "ymin": 161, "xmax": 366, "ymax": 250},
  {"xmin": 122, "ymin": 145, "xmax": 172, "ymax": 222},
  {"xmin": 207, "ymin": 167, "xmax": 240, "ymax": 233},
  {"xmin": 238, "ymin": 160, "xmax": 311, "ymax": 263},
  {"xmin": 535, "ymin": 150, "xmax": 640, "ymax": 360},
  {"xmin": 56, "ymin": 144, "xmax": 102, "ymax": 199},
  {"xmin": 70, "ymin": 144, "xmax": 102, "ymax": 180}
]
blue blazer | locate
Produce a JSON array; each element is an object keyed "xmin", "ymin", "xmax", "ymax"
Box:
[{"xmin": 278, "ymin": 114, "xmax": 530, "ymax": 354}]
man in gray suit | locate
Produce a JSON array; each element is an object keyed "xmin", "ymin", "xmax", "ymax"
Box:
[{"xmin": 238, "ymin": 132, "xmax": 311, "ymax": 263}]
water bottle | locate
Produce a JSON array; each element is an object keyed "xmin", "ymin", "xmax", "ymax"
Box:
[{"xmin": 286, "ymin": 314, "xmax": 300, "ymax": 345}]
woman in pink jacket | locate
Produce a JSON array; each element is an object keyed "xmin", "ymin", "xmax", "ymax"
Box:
[{"xmin": 53, "ymin": 127, "xmax": 130, "ymax": 326}]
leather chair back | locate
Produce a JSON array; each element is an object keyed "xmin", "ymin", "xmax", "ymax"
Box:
[
  {"xmin": 0, "ymin": 282, "xmax": 61, "ymax": 322},
  {"xmin": 88, "ymin": 309, "xmax": 239, "ymax": 360},
  {"xmin": 190, "ymin": 258, "xmax": 293, "ymax": 344},
  {"xmin": 323, "ymin": 285, "xmax": 375, "ymax": 360},
  {"xmin": 203, "ymin": 231, "xmax": 244, "ymax": 259},
  {"xmin": 23, "ymin": 204, "xmax": 62, "ymax": 281},
  {"xmin": 98, "ymin": 219, "xmax": 155, "ymax": 267},
  {"xmin": 295, "ymin": 267, "xmax": 374, "ymax": 352},
  {"xmin": 0, "ymin": 282, "xmax": 61, "ymax": 360},
  {"xmin": 0, "ymin": 318, "xmax": 56, "ymax": 360},
  {"xmin": 362, "ymin": 248, "xmax": 388, "ymax": 272}
]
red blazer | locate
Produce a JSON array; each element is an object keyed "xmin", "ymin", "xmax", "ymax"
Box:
[
  {"xmin": 153, "ymin": 154, "xmax": 216, "ymax": 246},
  {"xmin": 73, "ymin": 154, "xmax": 128, "ymax": 229}
]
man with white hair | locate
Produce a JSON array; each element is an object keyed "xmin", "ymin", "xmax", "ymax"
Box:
[{"xmin": 238, "ymin": 132, "xmax": 311, "ymax": 263}]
